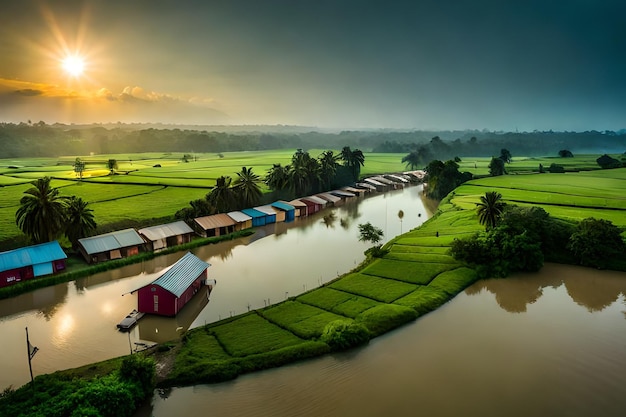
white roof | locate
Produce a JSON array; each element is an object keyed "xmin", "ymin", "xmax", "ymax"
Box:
[
  {"xmin": 301, "ymin": 195, "xmax": 327, "ymax": 205},
  {"xmin": 138, "ymin": 221, "xmax": 193, "ymax": 241},
  {"xmin": 227, "ymin": 211, "xmax": 252, "ymax": 223},
  {"xmin": 254, "ymin": 205, "xmax": 278, "ymax": 216}
]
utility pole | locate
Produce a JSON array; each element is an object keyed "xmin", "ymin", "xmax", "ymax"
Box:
[{"xmin": 26, "ymin": 327, "xmax": 39, "ymax": 390}]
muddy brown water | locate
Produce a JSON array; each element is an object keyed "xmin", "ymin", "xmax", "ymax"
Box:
[
  {"xmin": 0, "ymin": 185, "xmax": 429, "ymax": 390},
  {"xmin": 136, "ymin": 263, "xmax": 626, "ymax": 417}
]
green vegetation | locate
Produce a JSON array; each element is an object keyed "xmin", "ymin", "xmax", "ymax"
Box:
[{"xmin": 2, "ymin": 155, "xmax": 626, "ymax": 416}]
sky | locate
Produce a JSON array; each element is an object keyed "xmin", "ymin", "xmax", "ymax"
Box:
[{"xmin": 0, "ymin": 0, "xmax": 624, "ymax": 131}]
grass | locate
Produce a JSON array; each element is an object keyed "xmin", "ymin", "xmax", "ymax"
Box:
[
  {"xmin": 297, "ymin": 287, "xmax": 382, "ymax": 318},
  {"xmin": 329, "ymin": 273, "xmax": 417, "ymax": 303},
  {"xmin": 260, "ymin": 301, "xmax": 348, "ymax": 339}
]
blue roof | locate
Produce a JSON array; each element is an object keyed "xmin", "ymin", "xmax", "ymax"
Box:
[
  {"xmin": 78, "ymin": 228, "xmax": 145, "ymax": 255},
  {"xmin": 241, "ymin": 208, "xmax": 266, "ymax": 219},
  {"xmin": 0, "ymin": 241, "xmax": 66, "ymax": 273},
  {"xmin": 150, "ymin": 252, "xmax": 210, "ymax": 297},
  {"xmin": 271, "ymin": 201, "xmax": 295, "ymax": 211}
]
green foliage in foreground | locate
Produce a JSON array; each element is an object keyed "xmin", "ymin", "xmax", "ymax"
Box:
[
  {"xmin": 0, "ymin": 354, "xmax": 154, "ymax": 417},
  {"xmin": 321, "ymin": 320, "xmax": 371, "ymax": 350}
]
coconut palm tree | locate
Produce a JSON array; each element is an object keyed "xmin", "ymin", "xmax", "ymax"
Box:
[
  {"xmin": 15, "ymin": 177, "xmax": 68, "ymax": 244},
  {"xmin": 65, "ymin": 196, "xmax": 97, "ymax": 249},
  {"xmin": 290, "ymin": 150, "xmax": 319, "ymax": 196},
  {"xmin": 318, "ymin": 150, "xmax": 339, "ymax": 190},
  {"xmin": 341, "ymin": 146, "xmax": 365, "ymax": 181},
  {"xmin": 265, "ymin": 163, "xmax": 291, "ymax": 191},
  {"xmin": 207, "ymin": 176, "xmax": 236, "ymax": 213},
  {"xmin": 233, "ymin": 166, "xmax": 263, "ymax": 209},
  {"xmin": 476, "ymin": 191, "xmax": 505, "ymax": 230},
  {"xmin": 401, "ymin": 151, "xmax": 421, "ymax": 170}
]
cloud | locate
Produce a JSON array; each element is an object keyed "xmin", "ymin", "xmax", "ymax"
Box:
[{"xmin": 14, "ymin": 88, "xmax": 43, "ymax": 96}]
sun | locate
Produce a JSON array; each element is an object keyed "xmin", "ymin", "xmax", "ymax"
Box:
[{"xmin": 61, "ymin": 55, "xmax": 85, "ymax": 77}]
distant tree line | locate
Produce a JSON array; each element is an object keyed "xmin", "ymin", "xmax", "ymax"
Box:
[{"xmin": 1, "ymin": 122, "xmax": 625, "ymax": 158}]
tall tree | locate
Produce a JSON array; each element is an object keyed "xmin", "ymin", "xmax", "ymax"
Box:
[
  {"xmin": 318, "ymin": 150, "xmax": 339, "ymax": 190},
  {"xmin": 106, "ymin": 159, "xmax": 118, "ymax": 174},
  {"xmin": 265, "ymin": 163, "xmax": 291, "ymax": 191},
  {"xmin": 476, "ymin": 191, "xmax": 505, "ymax": 230},
  {"xmin": 341, "ymin": 146, "xmax": 365, "ymax": 181},
  {"xmin": 207, "ymin": 176, "xmax": 236, "ymax": 213},
  {"xmin": 290, "ymin": 149, "xmax": 319, "ymax": 196},
  {"xmin": 15, "ymin": 177, "xmax": 68, "ymax": 243},
  {"xmin": 65, "ymin": 196, "xmax": 97, "ymax": 249},
  {"xmin": 499, "ymin": 148, "xmax": 512, "ymax": 163},
  {"xmin": 233, "ymin": 166, "xmax": 263, "ymax": 209},
  {"xmin": 489, "ymin": 157, "xmax": 506, "ymax": 176},
  {"xmin": 73, "ymin": 157, "xmax": 85, "ymax": 180},
  {"xmin": 401, "ymin": 151, "xmax": 421, "ymax": 170}
]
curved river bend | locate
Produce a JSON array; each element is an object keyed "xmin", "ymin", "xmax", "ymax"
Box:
[
  {"xmin": 139, "ymin": 263, "xmax": 626, "ymax": 417},
  {"xmin": 0, "ymin": 185, "xmax": 429, "ymax": 390}
]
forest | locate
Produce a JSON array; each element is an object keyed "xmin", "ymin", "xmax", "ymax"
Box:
[{"xmin": 1, "ymin": 122, "xmax": 624, "ymax": 159}]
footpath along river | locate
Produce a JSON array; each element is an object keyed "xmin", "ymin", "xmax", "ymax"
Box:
[{"xmin": 0, "ymin": 185, "xmax": 429, "ymax": 390}]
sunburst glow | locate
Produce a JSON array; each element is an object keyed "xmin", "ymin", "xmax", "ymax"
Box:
[{"xmin": 62, "ymin": 55, "xmax": 85, "ymax": 77}]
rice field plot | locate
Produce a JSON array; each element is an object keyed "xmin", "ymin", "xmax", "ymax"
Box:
[
  {"xmin": 382, "ymin": 252, "xmax": 458, "ymax": 263},
  {"xmin": 464, "ymin": 173, "xmax": 626, "ymax": 200},
  {"xmin": 209, "ymin": 313, "xmax": 305, "ymax": 357},
  {"xmin": 261, "ymin": 301, "xmax": 346, "ymax": 339},
  {"xmin": 56, "ymin": 182, "xmax": 165, "ymax": 203},
  {"xmin": 85, "ymin": 174, "xmax": 215, "ymax": 188},
  {"xmin": 0, "ymin": 175, "xmax": 31, "ymax": 186},
  {"xmin": 329, "ymin": 273, "xmax": 417, "ymax": 303},
  {"xmin": 175, "ymin": 330, "xmax": 232, "ymax": 364},
  {"xmin": 506, "ymin": 155, "xmax": 605, "ymax": 172},
  {"xmin": 388, "ymin": 245, "xmax": 451, "ymax": 255},
  {"xmin": 576, "ymin": 168, "xmax": 626, "ymax": 180},
  {"xmin": 393, "ymin": 285, "xmax": 450, "ymax": 314},
  {"xmin": 427, "ymin": 267, "xmax": 479, "ymax": 296},
  {"xmin": 297, "ymin": 287, "xmax": 381, "ymax": 318},
  {"xmin": 90, "ymin": 186, "xmax": 209, "ymax": 224},
  {"xmin": 362, "ymin": 259, "xmax": 459, "ymax": 284},
  {"xmin": 0, "ymin": 206, "xmax": 21, "ymax": 237}
]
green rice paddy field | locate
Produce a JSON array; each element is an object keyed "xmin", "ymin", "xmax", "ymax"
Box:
[{"xmin": 165, "ymin": 166, "xmax": 626, "ymax": 386}]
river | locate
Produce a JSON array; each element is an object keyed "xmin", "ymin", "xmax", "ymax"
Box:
[
  {"xmin": 138, "ymin": 263, "xmax": 626, "ymax": 417},
  {"xmin": 0, "ymin": 185, "xmax": 429, "ymax": 390}
]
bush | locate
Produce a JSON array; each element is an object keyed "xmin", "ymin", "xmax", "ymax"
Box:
[
  {"xmin": 119, "ymin": 354, "xmax": 155, "ymax": 397},
  {"xmin": 548, "ymin": 163, "xmax": 565, "ymax": 173},
  {"xmin": 568, "ymin": 218, "xmax": 626, "ymax": 269},
  {"xmin": 321, "ymin": 320, "xmax": 370, "ymax": 350}
]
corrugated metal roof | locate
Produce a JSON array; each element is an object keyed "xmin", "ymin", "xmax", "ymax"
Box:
[
  {"xmin": 227, "ymin": 211, "xmax": 252, "ymax": 223},
  {"xmin": 330, "ymin": 190, "xmax": 356, "ymax": 198},
  {"xmin": 271, "ymin": 201, "xmax": 295, "ymax": 212},
  {"xmin": 387, "ymin": 174, "xmax": 409, "ymax": 183},
  {"xmin": 356, "ymin": 182, "xmax": 377, "ymax": 190},
  {"xmin": 301, "ymin": 195, "xmax": 327, "ymax": 205},
  {"xmin": 341, "ymin": 186, "xmax": 365, "ymax": 194},
  {"xmin": 151, "ymin": 252, "xmax": 210, "ymax": 297},
  {"xmin": 286, "ymin": 199, "xmax": 307, "ymax": 208},
  {"xmin": 0, "ymin": 241, "xmax": 67, "ymax": 273},
  {"xmin": 241, "ymin": 208, "xmax": 266, "ymax": 218},
  {"xmin": 363, "ymin": 178, "xmax": 384, "ymax": 186},
  {"xmin": 371, "ymin": 176, "xmax": 394, "ymax": 185},
  {"xmin": 194, "ymin": 213, "xmax": 236, "ymax": 230},
  {"xmin": 138, "ymin": 221, "xmax": 193, "ymax": 241},
  {"xmin": 316, "ymin": 193, "xmax": 341, "ymax": 203},
  {"xmin": 254, "ymin": 205, "xmax": 278, "ymax": 216},
  {"xmin": 78, "ymin": 229, "xmax": 145, "ymax": 255}
]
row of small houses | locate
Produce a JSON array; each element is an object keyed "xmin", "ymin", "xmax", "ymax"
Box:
[{"xmin": 0, "ymin": 173, "xmax": 423, "ymax": 289}]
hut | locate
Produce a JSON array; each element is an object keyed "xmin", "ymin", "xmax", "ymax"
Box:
[
  {"xmin": 330, "ymin": 189, "xmax": 356, "ymax": 199},
  {"xmin": 241, "ymin": 208, "xmax": 268, "ymax": 227},
  {"xmin": 341, "ymin": 186, "xmax": 367, "ymax": 196},
  {"xmin": 78, "ymin": 229, "xmax": 145, "ymax": 264},
  {"xmin": 271, "ymin": 201, "xmax": 296, "ymax": 222},
  {"xmin": 193, "ymin": 213, "xmax": 236, "ymax": 238},
  {"xmin": 286, "ymin": 199, "xmax": 308, "ymax": 217},
  {"xmin": 362, "ymin": 178, "xmax": 386, "ymax": 191},
  {"xmin": 227, "ymin": 211, "xmax": 253, "ymax": 231},
  {"xmin": 0, "ymin": 241, "xmax": 67, "ymax": 288},
  {"xmin": 138, "ymin": 220, "xmax": 194, "ymax": 252},
  {"xmin": 253, "ymin": 205, "xmax": 278, "ymax": 224},
  {"xmin": 316, "ymin": 192, "xmax": 342, "ymax": 206},
  {"xmin": 300, "ymin": 196, "xmax": 325, "ymax": 214},
  {"xmin": 356, "ymin": 182, "xmax": 377, "ymax": 192},
  {"xmin": 135, "ymin": 252, "xmax": 210, "ymax": 317}
]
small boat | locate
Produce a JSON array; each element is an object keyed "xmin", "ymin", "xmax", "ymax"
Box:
[{"xmin": 117, "ymin": 309, "xmax": 145, "ymax": 331}]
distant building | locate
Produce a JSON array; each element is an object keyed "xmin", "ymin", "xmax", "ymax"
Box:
[
  {"xmin": 78, "ymin": 228, "xmax": 146, "ymax": 264},
  {"xmin": 138, "ymin": 220, "xmax": 194, "ymax": 252},
  {"xmin": 0, "ymin": 241, "xmax": 67, "ymax": 288}
]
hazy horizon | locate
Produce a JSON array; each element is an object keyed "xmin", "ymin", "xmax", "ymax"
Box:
[{"xmin": 1, "ymin": 0, "xmax": 624, "ymax": 131}]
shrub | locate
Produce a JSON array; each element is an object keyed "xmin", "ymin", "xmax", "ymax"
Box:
[
  {"xmin": 568, "ymin": 218, "xmax": 626, "ymax": 269},
  {"xmin": 321, "ymin": 320, "xmax": 371, "ymax": 350},
  {"xmin": 119, "ymin": 354, "xmax": 155, "ymax": 397},
  {"xmin": 548, "ymin": 163, "xmax": 565, "ymax": 173}
]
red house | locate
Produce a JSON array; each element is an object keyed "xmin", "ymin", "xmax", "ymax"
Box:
[
  {"xmin": 135, "ymin": 252, "xmax": 211, "ymax": 317},
  {"xmin": 0, "ymin": 241, "xmax": 67, "ymax": 288}
]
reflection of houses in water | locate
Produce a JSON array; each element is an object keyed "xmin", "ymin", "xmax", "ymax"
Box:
[
  {"xmin": 0, "ymin": 281, "xmax": 69, "ymax": 319},
  {"xmin": 137, "ymin": 286, "xmax": 211, "ymax": 344}
]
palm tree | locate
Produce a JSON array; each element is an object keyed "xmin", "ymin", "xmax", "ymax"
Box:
[
  {"xmin": 207, "ymin": 176, "xmax": 237, "ymax": 213},
  {"xmin": 233, "ymin": 166, "xmax": 263, "ymax": 209},
  {"xmin": 65, "ymin": 196, "xmax": 97, "ymax": 249},
  {"xmin": 290, "ymin": 150, "xmax": 319, "ymax": 196},
  {"xmin": 476, "ymin": 191, "xmax": 505, "ymax": 230},
  {"xmin": 401, "ymin": 151, "xmax": 420, "ymax": 170},
  {"xmin": 341, "ymin": 146, "xmax": 365, "ymax": 181},
  {"xmin": 265, "ymin": 163, "xmax": 291, "ymax": 191},
  {"xmin": 15, "ymin": 177, "xmax": 68, "ymax": 244},
  {"xmin": 318, "ymin": 150, "xmax": 338, "ymax": 190}
]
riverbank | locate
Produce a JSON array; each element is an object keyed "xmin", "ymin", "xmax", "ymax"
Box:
[{"xmin": 2, "ymin": 169, "xmax": 625, "ymax": 416}]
